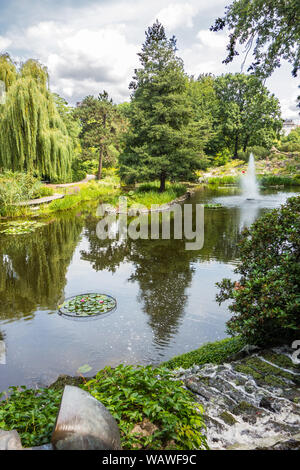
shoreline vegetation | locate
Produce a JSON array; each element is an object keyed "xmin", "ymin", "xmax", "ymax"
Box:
[
  {"xmin": 0, "ymin": 163, "xmax": 299, "ymax": 222},
  {"xmin": 0, "ymin": 335, "xmax": 244, "ymax": 450}
]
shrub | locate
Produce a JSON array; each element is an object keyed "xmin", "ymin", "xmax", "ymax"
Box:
[
  {"xmin": 84, "ymin": 365, "xmax": 208, "ymax": 450},
  {"xmin": 0, "ymin": 386, "xmax": 62, "ymax": 447},
  {"xmin": 216, "ymin": 196, "xmax": 300, "ymax": 346},
  {"xmin": 0, "ymin": 171, "xmax": 42, "ymax": 214},
  {"xmin": 0, "ymin": 365, "xmax": 208, "ymax": 450}
]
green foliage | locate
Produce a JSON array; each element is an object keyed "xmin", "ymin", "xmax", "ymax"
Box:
[
  {"xmin": 0, "ymin": 57, "xmax": 74, "ymax": 181},
  {"xmin": 75, "ymin": 92, "xmax": 125, "ymax": 180},
  {"xmin": 129, "ymin": 182, "xmax": 186, "ymax": 207},
  {"xmin": 119, "ymin": 21, "xmax": 206, "ymax": 191},
  {"xmin": 163, "ymin": 337, "xmax": 245, "ymax": 369},
  {"xmin": 59, "ymin": 293, "xmax": 116, "ymax": 317},
  {"xmin": 216, "ymin": 196, "xmax": 300, "ymax": 345},
  {"xmin": 84, "ymin": 364, "xmax": 207, "ymax": 450},
  {"xmin": 32, "ymin": 185, "xmax": 54, "ymax": 198},
  {"xmin": 0, "ymin": 221, "xmax": 46, "ymax": 235},
  {"xmin": 0, "ymin": 365, "xmax": 208, "ymax": 450},
  {"xmin": 0, "ymin": 386, "xmax": 62, "ymax": 447},
  {"xmin": 213, "ymin": 73, "xmax": 282, "ymax": 157},
  {"xmin": 0, "ymin": 171, "xmax": 43, "ymax": 214},
  {"xmin": 258, "ymin": 175, "xmax": 300, "ymax": 187},
  {"xmin": 211, "ymin": 0, "xmax": 300, "ymax": 78},
  {"xmin": 207, "ymin": 175, "xmax": 239, "ymax": 186}
]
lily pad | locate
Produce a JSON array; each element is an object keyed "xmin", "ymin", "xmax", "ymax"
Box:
[
  {"xmin": 77, "ymin": 364, "xmax": 92, "ymax": 374},
  {"xmin": 59, "ymin": 293, "xmax": 117, "ymax": 318},
  {"xmin": 0, "ymin": 220, "xmax": 46, "ymax": 235}
]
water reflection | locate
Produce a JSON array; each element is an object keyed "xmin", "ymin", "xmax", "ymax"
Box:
[
  {"xmin": 0, "ymin": 187, "xmax": 298, "ymax": 390},
  {"xmin": 0, "ymin": 216, "xmax": 83, "ymax": 321}
]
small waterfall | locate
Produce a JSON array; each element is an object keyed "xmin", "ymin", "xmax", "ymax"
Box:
[{"xmin": 241, "ymin": 153, "xmax": 259, "ymax": 200}]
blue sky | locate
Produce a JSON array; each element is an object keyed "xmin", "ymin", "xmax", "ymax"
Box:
[{"xmin": 0, "ymin": 0, "xmax": 299, "ymax": 119}]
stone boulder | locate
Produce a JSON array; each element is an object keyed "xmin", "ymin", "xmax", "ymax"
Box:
[
  {"xmin": 51, "ymin": 385, "xmax": 121, "ymax": 450},
  {"xmin": 0, "ymin": 430, "xmax": 23, "ymax": 450}
]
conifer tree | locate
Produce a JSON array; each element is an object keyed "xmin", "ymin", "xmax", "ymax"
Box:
[{"xmin": 119, "ymin": 21, "xmax": 205, "ymax": 192}]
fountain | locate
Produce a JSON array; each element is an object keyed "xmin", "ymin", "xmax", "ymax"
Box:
[{"xmin": 241, "ymin": 153, "xmax": 259, "ymax": 200}]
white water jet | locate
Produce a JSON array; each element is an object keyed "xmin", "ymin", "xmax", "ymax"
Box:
[{"xmin": 241, "ymin": 153, "xmax": 259, "ymax": 200}]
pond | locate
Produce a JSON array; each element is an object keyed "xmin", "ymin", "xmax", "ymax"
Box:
[{"xmin": 0, "ymin": 186, "xmax": 298, "ymax": 392}]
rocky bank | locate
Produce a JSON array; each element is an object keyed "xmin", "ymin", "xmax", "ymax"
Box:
[{"xmin": 174, "ymin": 345, "xmax": 300, "ymax": 450}]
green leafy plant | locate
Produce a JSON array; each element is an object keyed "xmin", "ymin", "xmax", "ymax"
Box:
[
  {"xmin": 0, "ymin": 386, "xmax": 62, "ymax": 447},
  {"xmin": 84, "ymin": 365, "xmax": 208, "ymax": 450},
  {"xmin": 216, "ymin": 196, "xmax": 300, "ymax": 345}
]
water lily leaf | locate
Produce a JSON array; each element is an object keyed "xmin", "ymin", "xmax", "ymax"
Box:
[{"xmin": 77, "ymin": 364, "xmax": 92, "ymax": 374}]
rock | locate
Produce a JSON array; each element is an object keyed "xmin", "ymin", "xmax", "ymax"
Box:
[
  {"xmin": 51, "ymin": 385, "xmax": 121, "ymax": 450},
  {"xmin": 0, "ymin": 430, "xmax": 23, "ymax": 450},
  {"xmin": 227, "ymin": 344, "xmax": 260, "ymax": 361}
]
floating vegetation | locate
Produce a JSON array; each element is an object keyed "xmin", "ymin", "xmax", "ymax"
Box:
[
  {"xmin": 0, "ymin": 220, "xmax": 46, "ymax": 235},
  {"xmin": 204, "ymin": 203, "xmax": 223, "ymax": 209},
  {"xmin": 59, "ymin": 293, "xmax": 117, "ymax": 318}
]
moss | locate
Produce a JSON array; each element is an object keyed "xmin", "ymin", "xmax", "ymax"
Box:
[
  {"xmin": 162, "ymin": 337, "xmax": 245, "ymax": 370},
  {"xmin": 263, "ymin": 375, "xmax": 287, "ymax": 388},
  {"xmin": 232, "ymin": 401, "xmax": 257, "ymax": 416},
  {"xmin": 219, "ymin": 411, "xmax": 237, "ymax": 426},
  {"xmin": 48, "ymin": 374, "xmax": 89, "ymax": 391},
  {"xmin": 244, "ymin": 357, "xmax": 297, "ymax": 383},
  {"xmin": 261, "ymin": 351, "xmax": 300, "ymax": 372},
  {"xmin": 234, "ymin": 364, "xmax": 263, "ymax": 380}
]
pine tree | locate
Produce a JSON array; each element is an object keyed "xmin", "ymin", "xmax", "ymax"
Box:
[
  {"xmin": 119, "ymin": 21, "xmax": 205, "ymax": 192},
  {"xmin": 0, "ymin": 55, "xmax": 74, "ymax": 181},
  {"xmin": 75, "ymin": 91, "xmax": 123, "ymax": 179}
]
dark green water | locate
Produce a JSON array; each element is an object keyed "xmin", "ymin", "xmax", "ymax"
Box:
[{"xmin": 0, "ymin": 186, "xmax": 298, "ymax": 391}]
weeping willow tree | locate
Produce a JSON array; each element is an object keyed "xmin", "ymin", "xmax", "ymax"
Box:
[{"xmin": 0, "ymin": 55, "xmax": 74, "ymax": 181}]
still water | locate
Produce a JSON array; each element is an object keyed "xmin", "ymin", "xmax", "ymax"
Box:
[{"xmin": 0, "ymin": 186, "xmax": 298, "ymax": 391}]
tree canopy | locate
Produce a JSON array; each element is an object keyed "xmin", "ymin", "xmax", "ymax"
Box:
[
  {"xmin": 211, "ymin": 0, "xmax": 300, "ymax": 78},
  {"xmin": 0, "ymin": 55, "xmax": 74, "ymax": 181},
  {"xmin": 75, "ymin": 91, "xmax": 124, "ymax": 179},
  {"xmin": 119, "ymin": 21, "xmax": 207, "ymax": 192},
  {"xmin": 213, "ymin": 73, "xmax": 282, "ymax": 157}
]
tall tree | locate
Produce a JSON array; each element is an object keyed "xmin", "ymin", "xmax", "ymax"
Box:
[
  {"xmin": 211, "ymin": 0, "xmax": 300, "ymax": 78},
  {"xmin": 0, "ymin": 55, "xmax": 74, "ymax": 181},
  {"xmin": 75, "ymin": 91, "xmax": 122, "ymax": 179},
  {"xmin": 119, "ymin": 21, "xmax": 205, "ymax": 192},
  {"xmin": 214, "ymin": 73, "xmax": 282, "ymax": 157}
]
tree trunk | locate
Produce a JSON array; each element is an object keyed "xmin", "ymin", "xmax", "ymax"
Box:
[
  {"xmin": 233, "ymin": 135, "xmax": 239, "ymax": 159},
  {"xmin": 96, "ymin": 112, "xmax": 107, "ymax": 180},
  {"xmin": 159, "ymin": 173, "xmax": 166, "ymax": 192},
  {"xmin": 97, "ymin": 145, "xmax": 103, "ymax": 180},
  {"xmin": 243, "ymin": 136, "xmax": 249, "ymax": 152}
]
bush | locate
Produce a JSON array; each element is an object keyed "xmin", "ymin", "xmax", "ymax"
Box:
[
  {"xmin": 216, "ymin": 196, "xmax": 300, "ymax": 346},
  {"xmin": 0, "ymin": 386, "xmax": 62, "ymax": 447},
  {"xmin": 0, "ymin": 365, "xmax": 208, "ymax": 450},
  {"xmin": 238, "ymin": 146, "xmax": 270, "ymax": 161},
  {"xmin": 0, "ymin": 171, "xmax": 43, "ymax": 214},
  {"xmin": 32, "ymin": 185, "xmax": 54, "ymax": 198},
  {"xmin": 85, "ymin": 365, "xmax": 208, "ymax": 450}
]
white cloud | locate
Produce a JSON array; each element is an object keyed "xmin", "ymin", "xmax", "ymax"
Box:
[
  {"xmin": 156, "ymin": 3, "xmax": 198, "ymax": 29},
  {"xmin": 0, "ymin": 0, "xmax": 297, "ymax": 115},
  {"xmin": 0, "ymin": 36, "xmax": 12, "ymax": 52},
  {"xmin": 196, "ymin": 29, "xmax": 227, "ymax": 49}
]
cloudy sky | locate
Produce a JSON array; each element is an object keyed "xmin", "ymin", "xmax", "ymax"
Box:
[{"xmin": 0, "ymin": 0, "xmax": 299, "ymax": 119}]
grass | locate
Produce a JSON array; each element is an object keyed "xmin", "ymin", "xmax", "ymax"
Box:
[
  {"xmin": 162, "ymin": 336, "xmax": 245, "ymax": 370},
  {"xmin": 128, "ymin": 182, "xmax": 187, "ymax": 208},
  {"xmin": 258, "ymin": 174, "xmax": 300, "ymax": 187},
  {"xmin": 207, "ymin": 175, "xmax": 239, "ymax": 186}
]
